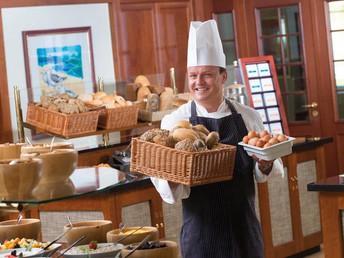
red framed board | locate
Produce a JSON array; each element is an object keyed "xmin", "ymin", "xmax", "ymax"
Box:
[{"xmin": 238, "ymin": 55, "xmax": 289, "ymax": 135}]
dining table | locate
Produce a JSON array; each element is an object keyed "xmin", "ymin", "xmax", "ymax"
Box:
[{"xmin": 307, "ymin": 174, "xmax": 344, "ymax": 258}]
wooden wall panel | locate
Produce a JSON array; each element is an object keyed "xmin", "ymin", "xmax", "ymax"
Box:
[
  {"xmin": 156, "ymin": 2, "xmax": 191, "ymax": 92},
  {"xmin": 119, "ymin": 3, "xmax": 159, "ymax": 80}
]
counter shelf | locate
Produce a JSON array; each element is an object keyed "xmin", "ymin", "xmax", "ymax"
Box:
[{"xmin": 0, "ymin": 166, "xmax": 142, "ymax": 212}]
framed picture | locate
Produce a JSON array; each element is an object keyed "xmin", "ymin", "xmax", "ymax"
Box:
[{"xmin": 22, "ymin": 27, "xmax": 97, "ymax": 102}]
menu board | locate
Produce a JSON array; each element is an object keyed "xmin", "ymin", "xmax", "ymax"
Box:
[{"xmin": 238, "ymin": 56, "xmax": 289, "ymax": 135}]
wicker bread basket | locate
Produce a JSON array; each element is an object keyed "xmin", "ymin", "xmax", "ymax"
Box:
[
  {"xmin": 97, "ymin": 105, "xmax": 139, "ymax": 129},
  {"xmin": 130, "ymin": 137, "xmax": 237, "ymax": 186},
  {"xmin": 26, "ymin": 103, "xmax": 99, "ymax": 137},
  {"xmin": 138, "ymin": 108, "xmax": 176, "ymax": 122}
]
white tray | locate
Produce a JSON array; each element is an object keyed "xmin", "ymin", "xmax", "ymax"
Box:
[{"xmin": 238, "ymin": 136, "xmax": 295, "ymax": 161}]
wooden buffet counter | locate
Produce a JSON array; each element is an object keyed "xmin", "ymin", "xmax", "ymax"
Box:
[
  {"xmin": 0, "ymin": 137, "xmax": 332, "ymax": 258},
  {"xmin": 307, "ymin": 175, "xmax": 344, "ymax": 258}
]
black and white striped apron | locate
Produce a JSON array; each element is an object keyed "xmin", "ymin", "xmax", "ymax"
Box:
[{"xmin": 180, "ymin": 99, "xmax": 264, "ymax": 258}]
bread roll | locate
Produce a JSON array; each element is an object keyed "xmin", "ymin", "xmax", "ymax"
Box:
[
  {"xmin": 86, "ymin": 99, "xmax": 103, "ymax": 107},
  {"xmin": 101, "ymin": 95, "xmax": 115, "ymax": 104},
  {"xmin": 174, "ymin": 138, "xmax": 196, "ymax": 152},
  {"xmin": 192, "ymin": 124, "xmax": 210, "ymax": 135},
  {"xmin": 174, "ymin": 120, "xmax": 192, "ymax": 129},
  {"xmin": 77, "ymin": 93, "xmax": 93, "ymax": 102},
  {"xmin": 59, "ymin": 93, "xmax": 70, "ymax": 100},
  {"xmin": 93, "ymin": 91, "xmax": 107, "ymax": 100},
  {"xmin": 172, "ymin": 128, "xmax": 199, "ymax": 141},
  {"xmin": 125, "ymin": 100, "xmax": 133, "ymax": 106},
  {"xmin": 114, "ymin": 95, "xmax": 126, "ymax": 106},
  {"xmin": 205, "ymin": 131, "xmax": 220, "ymax": 149}
]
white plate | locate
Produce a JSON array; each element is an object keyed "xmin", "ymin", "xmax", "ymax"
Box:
[
  {"xmin": 238, "ymin": 136, "xmax": 295, "ymax": 161},
  {"xmin": 0, "ymin": 244, "xmax": 62, "ymax": 258},
  {"xmin": 61, "ymin": 243, "xmax": 123, "ymax": 258}
]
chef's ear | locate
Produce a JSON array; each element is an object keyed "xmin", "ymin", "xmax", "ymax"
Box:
[{"xmin": 220, "ymin": 68, "xmax": 228, "ymax": 84}]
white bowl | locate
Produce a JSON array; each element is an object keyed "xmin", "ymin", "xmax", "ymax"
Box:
[
  {"xmin": 0, "ymin": 244, "xmax": 61, "ymax": 258},
  {"xmin": 61, "ymin": 243, "xmax": 123, "ymax": 258}
]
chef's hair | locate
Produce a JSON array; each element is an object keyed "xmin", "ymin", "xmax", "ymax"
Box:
[{"xmin": 219, "ymin": 67, "xmax": 226, "ymax": 74}]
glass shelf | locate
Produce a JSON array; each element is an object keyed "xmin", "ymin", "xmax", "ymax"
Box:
[{"xmin": 0, "ymin": 167, "xmax": 137, "ymax": 212}]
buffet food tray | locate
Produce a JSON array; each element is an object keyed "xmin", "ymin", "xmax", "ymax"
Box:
[
  {"xmin": 130, "ymin": 137, "xmax": 237, "ymax": 186},
  {"xmin": 238, "ymin": 136, "xmax": 295, "ymax": 161}
]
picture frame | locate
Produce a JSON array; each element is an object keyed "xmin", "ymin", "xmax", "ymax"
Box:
[{"xmin": 22, "ymin": 27, "xmax": 97, "ymax": 102}]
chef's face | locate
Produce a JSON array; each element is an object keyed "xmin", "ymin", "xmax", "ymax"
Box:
[{"xmin": 187, "ymin": 66, "xmax": 227, "ymax": 105}]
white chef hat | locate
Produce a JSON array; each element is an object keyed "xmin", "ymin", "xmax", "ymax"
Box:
[{"xmin": 187, "ymin": 19, "xmax": 226, "ymax": 69}]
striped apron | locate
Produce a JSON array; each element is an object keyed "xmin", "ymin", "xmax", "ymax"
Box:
[{"xmin": 180, "ymin": 99, "xmax": 264, "ymax": 258}]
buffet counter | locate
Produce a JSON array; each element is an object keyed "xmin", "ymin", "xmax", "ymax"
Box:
[
  {"xmin": 307, "ymin": 175, "xmax": 344, "ymax": 258},
  {"xmin": 0, "ymin": 137, "xmax": 333, "ymax": 256}
]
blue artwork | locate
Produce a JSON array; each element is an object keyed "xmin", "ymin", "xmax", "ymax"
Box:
[{"xmin": 37, "ymin": 45, "xmax": 83, "ymax": 97}]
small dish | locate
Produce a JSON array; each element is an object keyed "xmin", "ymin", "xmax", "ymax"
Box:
[
  {"xmin": 60, "ymin": 243, "xmax": 123, "ymax": 258},
  {"xmin": 238, "ymin": 136, "xmax": 295, "ymax": 161}
]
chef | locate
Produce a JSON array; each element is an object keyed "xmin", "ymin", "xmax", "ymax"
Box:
[{"xmin": 151, "ymin": 19, "xmax": 284, "ymax": 257}]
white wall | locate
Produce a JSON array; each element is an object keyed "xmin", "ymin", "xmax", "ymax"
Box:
[{"xmin": 2, "ymin": 4, "xmax": 120, "ymax": 148}]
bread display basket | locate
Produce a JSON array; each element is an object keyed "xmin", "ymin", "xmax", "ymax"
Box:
[
  {"xmin": 130, "ymin": 137, "xmax": 237, "ymax": 186},
  {"xmin": 26, "ymin": 103, "xmax": 99, "ymax": 137},
  {"xmin": 97, "ymin": 104, "xmax": 139, "ymax": 129}
]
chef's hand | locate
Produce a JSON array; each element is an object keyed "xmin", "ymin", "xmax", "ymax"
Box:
[{"xmin": 252, "ymin": 155, "xmax": 274, "ymax": 175}]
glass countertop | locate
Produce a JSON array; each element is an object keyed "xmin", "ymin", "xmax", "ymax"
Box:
[{"xmin": 0, "ymin": 167, "xmax": 139, "ymax": 212}]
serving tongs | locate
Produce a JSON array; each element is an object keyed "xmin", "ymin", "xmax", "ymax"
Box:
[
  {"xmin": 122, "ymin": 234, "xmax": 151, "ymax": 258},
  {"xmin": 41, "ymin": 216, "xmax": 73, "ymax": 251}
]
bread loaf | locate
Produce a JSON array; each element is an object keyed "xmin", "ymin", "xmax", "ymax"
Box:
[
  {"xmin": 147, "ymin": 85, "xmax": 166, "ymax": 96},
  {"xmin": 172, "ymin": 128, "xmax": 199, "ymax": 141},
  {"xmin": 125, "ymin": 83, "xmax": 142, "ymax": 101},
  {"xmin": 134, "ymin": 75, "xmax": 150, "ymax": 87},
  {"xmin": 159, "ymin": 91, "xmax": 174, "ymax": 111},
  {"xmin": 146, "ymin": 93, "xmax": 160, "ymax": 112},
  {"xmin": 136, "ymin": 86, "xmax": 151, "ymax": 109}
]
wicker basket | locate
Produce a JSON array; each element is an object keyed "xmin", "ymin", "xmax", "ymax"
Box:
[
  {"xmin": 97, "ymin": 105, "xmax": 139, "ymax": 129},
  {"xmin": 130, "ymin": 137, "xmax": 237, "ymax": 186},
  {"xmin": 26, "ymin": 103, "xmax": 99, "ymax": 137},
  {"xmin": 138, "ymin": 109, "xmax": 176, "ymax": 122}
]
